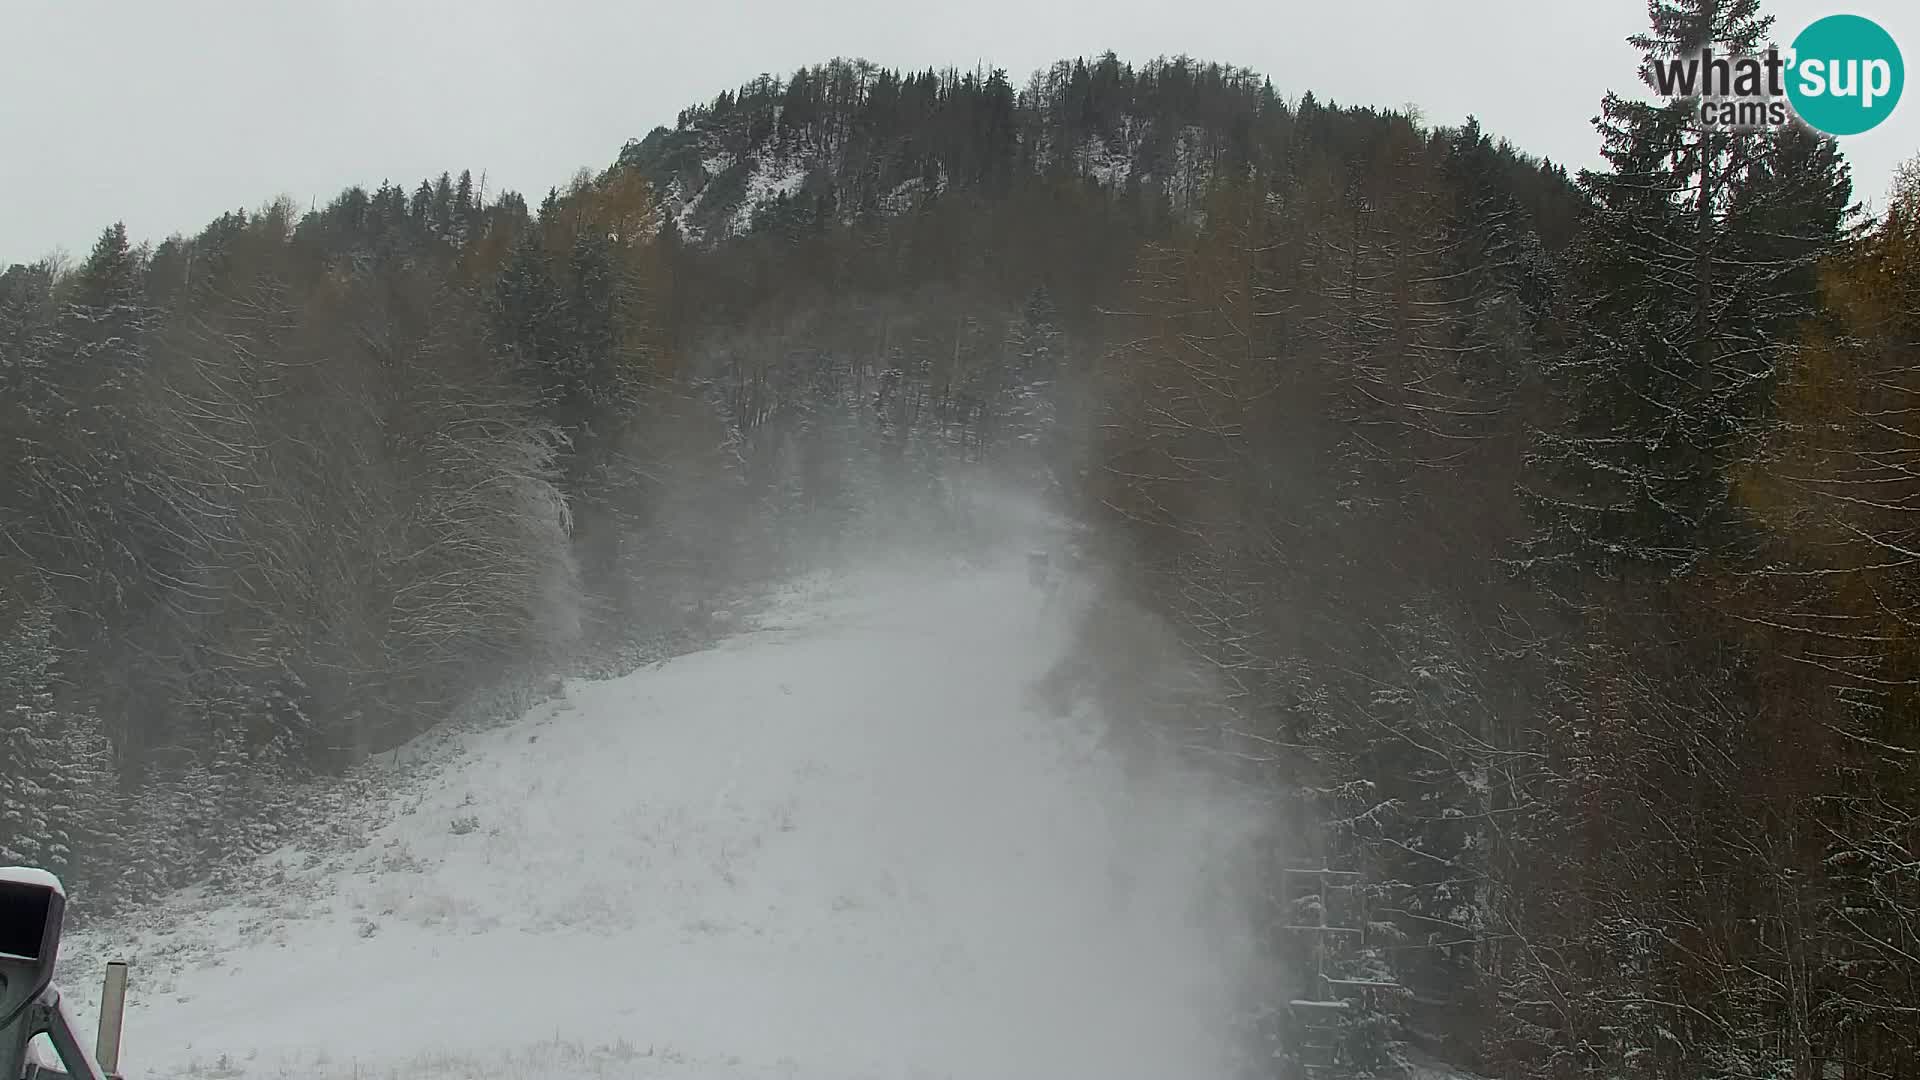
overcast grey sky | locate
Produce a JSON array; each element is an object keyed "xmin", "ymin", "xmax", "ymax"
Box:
[{"xmin": 3, "ymin": 0, "xmax": 1915, "ymax": 263}]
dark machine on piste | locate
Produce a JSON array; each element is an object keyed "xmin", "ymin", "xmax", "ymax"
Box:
[{"xmin": 1, "ymin": 868, "xmax": 126, "ymax": 1080}]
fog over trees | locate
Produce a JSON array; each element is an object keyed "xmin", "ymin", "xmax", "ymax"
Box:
[{"xmin": 4, "ymin": 1, "xmax": 1918, "ymax": 1075}]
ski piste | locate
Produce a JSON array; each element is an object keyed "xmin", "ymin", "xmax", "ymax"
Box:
[{"xmin": 44, "ymin": 551, "xmax": 1265, "ymax": 1080}]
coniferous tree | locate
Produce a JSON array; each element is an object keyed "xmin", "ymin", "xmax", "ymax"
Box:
[{"xmin": 1524, "ymin": 0, "xmax": 1851, "ymax": 578}]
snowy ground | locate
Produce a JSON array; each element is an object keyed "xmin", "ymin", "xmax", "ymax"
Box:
[{"xmin": 53, "ymin": 553, "xmax": 1264, "ymax": 1080}]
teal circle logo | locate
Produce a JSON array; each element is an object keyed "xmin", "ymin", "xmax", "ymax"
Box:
[{"xmin": 1786, "ymin": 14, "xmax": 1904, "ymax": 135}]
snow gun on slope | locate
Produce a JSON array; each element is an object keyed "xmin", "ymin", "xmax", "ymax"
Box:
[{"xmin": 0, "ymin": 868, "xmax": 127, "ymax": 1080}]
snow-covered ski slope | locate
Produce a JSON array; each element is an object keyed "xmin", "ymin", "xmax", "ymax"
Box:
[{"xmin": 57, "ymin": 553, "xmax": 1265, "ymax": 1080}]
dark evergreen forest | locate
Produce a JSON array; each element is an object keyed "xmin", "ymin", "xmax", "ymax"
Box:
[{"xmin": 4, "ymin": 2, "xmax": 1917, "ymax": 1075}]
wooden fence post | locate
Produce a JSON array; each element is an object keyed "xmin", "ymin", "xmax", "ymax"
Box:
[{"xmin": 94, "ymin": 962, "xmax": 126, "ymax": 1080}]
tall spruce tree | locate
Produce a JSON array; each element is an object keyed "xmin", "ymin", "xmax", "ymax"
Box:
[{"xmin": 1523, "ymin": 0, "xmax": 1851, "ymax": 578}]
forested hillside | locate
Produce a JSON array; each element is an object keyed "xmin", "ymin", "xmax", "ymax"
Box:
[{"xmin": 5, "ymin": 0, "xmax": 1918, "ymax": 1075}]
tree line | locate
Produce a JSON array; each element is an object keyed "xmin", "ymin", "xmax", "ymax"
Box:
[{"xmin": 1066, "ymin": 4, "xmax": 1915, "ymax": 1077}]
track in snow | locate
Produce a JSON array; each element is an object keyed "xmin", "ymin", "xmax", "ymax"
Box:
[{"xmin": 56, "ymin": 555, "xmax": 1263, "ymax": 1080}]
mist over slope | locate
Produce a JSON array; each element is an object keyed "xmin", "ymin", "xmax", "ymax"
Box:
[
  {"xmin": 13, "ymin": 23, "xmax": 1908, "ymax": 1075},
  {"xmin": 56, "ymin": 526, "xmax": 1266, "ymax": 1080}
]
